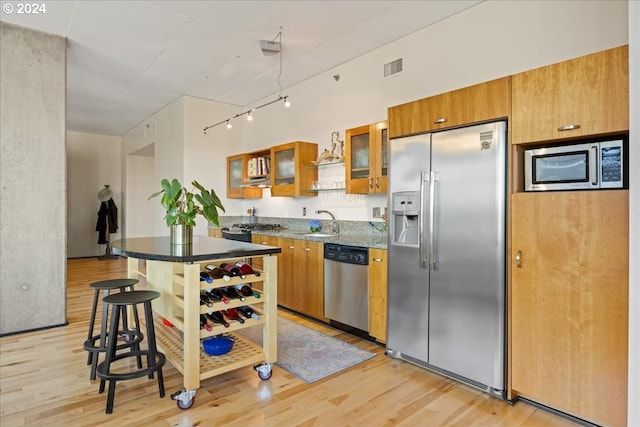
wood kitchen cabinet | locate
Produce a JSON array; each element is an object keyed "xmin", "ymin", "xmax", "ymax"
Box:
[
  {"xmin": 388, "ymin": 77, "xmax": 511, "ymax": 138},
  {"xmin": 511, "ymin": 45, "xmax": 628, "ymax": 144},
  {"xmin": 345, "ymin": 121, "xmax": 388, "ymax": 194},
  {"xmin": 510, "ymin": 190, "xmax": 628, "ymax": 427},
  {"xmin": 295, "ymin": 239, "xmax": 324, "ymax": 319},
  {"xmin": 251, "ymin": 235, "xmax": 280, "ymax": 292},
  {"xmin": 368, "ymin": 248, "xmax": 387, "ymax": 343},
  {"xmin": 226, "ymin": 153, "xmax": 262, "ymax": 199},
  {"xmin": 253, "ymin": 236, "xmax": 324, "ymax": 319},
  {"xmin": 270, "ymin": 141, "xmax": 318, "ymax": 197}
]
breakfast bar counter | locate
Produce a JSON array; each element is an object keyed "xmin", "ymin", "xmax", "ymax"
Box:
[{"xmin": 112, "ymin": 236, "xmax": 280, "ymax": 409}]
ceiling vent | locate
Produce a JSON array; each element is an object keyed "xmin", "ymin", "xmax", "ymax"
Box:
[{"xmin": 384, "ymin": 58, "xmax": 403, "ymax": 77}]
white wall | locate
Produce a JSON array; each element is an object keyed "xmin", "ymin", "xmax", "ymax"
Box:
[
  {"xmin": 183, "ymin": 96, "xmax": 246, "ymax": 235},
  {"xmin": 122, "ymin": 96, "xmax": 244, "ymax": 237},
  {"xmin": 0, "ymin": 22, "xmax": 66, "ymax": 334},
  {"xmin": 67, "ymin": 131, "xmax": 122, "ymax": 257},
  {"xmin": 234, "ymin": 0, "xmax": 628, "ymax": 223},
  {"xmin": 125, "ymin": 146, "xmax": 155, "ymax": 238}
]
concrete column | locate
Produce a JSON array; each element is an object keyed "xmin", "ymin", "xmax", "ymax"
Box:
[{"xmin": 0, "ymin": 22, "xmax": 67, "ymax": 334}]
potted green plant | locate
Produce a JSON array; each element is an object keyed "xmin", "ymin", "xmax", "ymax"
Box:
[{"xmin": 149, "ymin": 178, "xmax": 225, "ymax": 245}]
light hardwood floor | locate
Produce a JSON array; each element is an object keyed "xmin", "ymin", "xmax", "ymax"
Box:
[{"xmin": 0, "ymin": 257, "xmax": 579, "ymax": 427}]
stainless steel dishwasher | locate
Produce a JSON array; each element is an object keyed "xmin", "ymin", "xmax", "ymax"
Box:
[{"xmin": 323, "ymin": 243, "xmax": 369, "ymax": 332}]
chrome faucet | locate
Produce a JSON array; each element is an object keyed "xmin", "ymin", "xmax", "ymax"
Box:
[{"xmin": 315, "ymin": 210, "xmax": 339, "ymax": 234}]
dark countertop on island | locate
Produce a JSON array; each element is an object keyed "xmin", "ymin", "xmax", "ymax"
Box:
[{"xmin": 112, "ymin": 236, "xmax": 281, "ymax": 262}]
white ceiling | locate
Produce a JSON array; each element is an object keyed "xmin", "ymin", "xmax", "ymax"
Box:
[{"xmin": 1, "ymin": 0, "xmax": 482, "ymax": 136}]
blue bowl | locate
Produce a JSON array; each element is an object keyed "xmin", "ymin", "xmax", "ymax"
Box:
[{"xmin": 202, "ymin": 336, "xmax": 234, "ymax": 356}]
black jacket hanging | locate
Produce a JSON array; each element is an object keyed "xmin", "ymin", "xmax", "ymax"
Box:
[{"xmin": 96, "ymin": 198, "xmax": 118, "ymax": 244}]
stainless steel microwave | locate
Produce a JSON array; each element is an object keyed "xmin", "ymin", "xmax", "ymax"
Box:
[{"xmin": 524, "ymin": 139, "xmax": 626, "ymax": 191}]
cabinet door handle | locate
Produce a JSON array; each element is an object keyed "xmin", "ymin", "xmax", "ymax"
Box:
[
  {"xmin": 261, "ymin": 241, "xmax": 267, "ymax": 245},
  {"xmin": 288, "ymin": 245, "xmax": 295, "ymax": 249},
  {"xmin": 434, "ymin": 117, "xmax": 447, "ymax": 124},
  {"xmin": 558, "ymin": 124, "xmax": 580, "ymax": 131},
  {"xmin": 369, "ymin": 177, "xmax": 374, "ymax": 188},
  {"xmin": 372, "ymin": 258, "xmax": 383, "ymax": 262},
  {"xmin": 304, "ymin": 247, "xmax": 311, "ymax": 252},
  {"xmin": 375, "ymin": 177, "xmax": 379, "ymax": 188},
  {"xmin": 515, "ymin": 250, "xmax": 522, "ymax": 268}
]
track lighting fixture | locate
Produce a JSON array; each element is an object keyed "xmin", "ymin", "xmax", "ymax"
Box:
[
  {"xmin": 203, "ymin": 27, "xmax": 291, "ymax": 135},
  {"xmin": 203, "ymin": 95, "xmax": 291, "ymax": 134}
]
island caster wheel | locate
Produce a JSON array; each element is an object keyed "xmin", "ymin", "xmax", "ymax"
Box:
[
  {"xmin": 171, "ymin": 389, "xmax": 196, "ymax": 410},
  {"xmin": 254, "ymin": 363, "xmax": 273, "ymax": 380}
]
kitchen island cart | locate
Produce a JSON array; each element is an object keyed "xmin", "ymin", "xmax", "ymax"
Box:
[{"xmin": 112, "ymin": 236, "xmax": 280, "ymax": 409}]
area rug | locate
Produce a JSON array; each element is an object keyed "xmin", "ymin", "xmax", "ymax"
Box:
[{"xmin": 236, "ymin": 316, "xmax": 376, "ymax": 383}]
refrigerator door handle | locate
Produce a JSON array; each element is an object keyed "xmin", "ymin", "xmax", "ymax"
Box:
[
  {"xmin": 429, "ymin": 171, "xmax": 438, "ymax": 271},
  {"xmin": 419, "ymin": 171, "xmax": 428, "ymax": 269}
]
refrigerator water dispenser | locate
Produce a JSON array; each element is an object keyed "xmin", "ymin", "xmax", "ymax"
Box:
[{"xmin": 391, "ymin": 191, "xmax": 420, "ymax": 246}]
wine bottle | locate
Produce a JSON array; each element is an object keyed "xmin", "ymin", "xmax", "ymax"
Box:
[
  {"xmin": 220, "ymin": 263, "xmax": 245, "ymax": 278},
  {"xmin": 221, "ymin": 286, "xmax": 245, "ymax": 302},
  {"xmin": 234, "ymin": 261, "xmax": 260, "ymax": 276},
  {"xmin": 205, "ymin": 288, "xmax": 229, "ymax": 304},
  {"xmin": 222, "ymin": 308, "xmax": 244, "ymax": 324},
  {"xmin": 237, "ymin": 305, "xmax": 260, "ymax": 320},
  {"xmin": 205, "ymin": 265, "xmax": 231, "ymax": 281},
  {"xmin": 200, "ymin": 293, "xmax": 213, "ymax": 307},
  {"xmin": 235, "ymin": 284, "xmax": 260, "ymax": 298},
  {"xmin": 199, "ymin": 271, "xmax": 213, "ymax": 283},
  {"xmin": 200, "ymin": 314, "xmax": 212, "ymax": 331},
  {"xmin": 205, "ymin": 311, "xmax": 229, "ymax": 328}
]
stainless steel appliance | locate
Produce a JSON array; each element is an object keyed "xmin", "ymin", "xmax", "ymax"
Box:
[
  {"xmin": 323, "ymin": 243, "xmax": 369, "ymax": 332},
  {"xmin": 524, "ymin": 138, "xmax": 626, "ymax": 191},
  {"xmin": 386, "ymin": 121, "xmax": 506, "ymax": 398},
  {"xmin": 220, "ymin": 223, "xmax": 283, "ymax": 242}
]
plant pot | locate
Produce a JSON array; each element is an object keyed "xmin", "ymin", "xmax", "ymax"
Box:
[{"xmin": 171, "ymin": 224, "xmax": 193, "ymax": 246}]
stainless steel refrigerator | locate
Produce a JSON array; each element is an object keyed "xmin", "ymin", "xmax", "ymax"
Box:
[{"xmin": 386, "ymin": 121, "xmax": 506, "ymax": 398}]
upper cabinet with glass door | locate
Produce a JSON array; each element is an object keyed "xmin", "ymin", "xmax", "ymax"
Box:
[
  {"xmin": 227, "ymin": 153, "xmax": 262, "ymax": 199},
  {"xmin": 345, "ymin": 120, "xmax": 388, "ymax": 194},
  {"xmin": 226, "ymin": 149, "xmax": 271, "ymax": 199},
  {"xmin": 270, "ymin": 141, "xmax": 318, "ymax": 197}
]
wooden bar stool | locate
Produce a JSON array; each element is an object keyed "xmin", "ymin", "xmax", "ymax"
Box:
[
  {"xmin": 96, "ymin": 290, "xmax": 165, "ymax": 414},
  {"xmin": 83, "ymin": 278, "xmax": 140, "ymax": 380}
]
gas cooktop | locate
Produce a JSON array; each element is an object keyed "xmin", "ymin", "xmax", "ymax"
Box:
[{"xmin": 230, "ymin": 223, "xmax": 283, "ymax": 231}]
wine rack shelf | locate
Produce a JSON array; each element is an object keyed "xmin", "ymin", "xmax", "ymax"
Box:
[
  {"xmin": 128, "ymin": 253, "xmax": 278, "ymax": 402},
  {"xmin": 154, "ymin": 312, "xmax": 266, "ymax": 381}
]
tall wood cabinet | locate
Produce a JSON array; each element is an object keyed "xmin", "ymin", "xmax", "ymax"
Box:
[
  {"xmin": 388, "ymin": 77, "xmax": 510, "ymax": 138},
  {"xmin": 345, "ymin": 121, "xmax": 388, "ymax": 194},
  {"xmin": 511, "ymin": 45, "xmax": 629, "ymax": 144},
  {"xmin": 510, "ymin": 191, "xmax": 628, "ymax": 427},
  {"xmin": 270, "ymin": 141, "xmax": 318, "ymax": 197},
  {"xmin": 368, "ymin": 248, "xmax": 387, "ymax": 343}
]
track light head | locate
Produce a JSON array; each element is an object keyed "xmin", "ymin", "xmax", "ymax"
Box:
[
  {"xmin": 283, "ymin": 96, "xmax": 291, "ymax": 108},
  {"xmin": 226, "ymin": 120, "xmax": 232, "ymax": 129}
]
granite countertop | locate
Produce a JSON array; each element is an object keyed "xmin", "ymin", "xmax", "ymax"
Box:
[
  {"xmin": 112, "ymin": 236, "xmax": 281, "ymax": 262},
  {"xmin": 211, "ymin": 216, "xmax": 389, "ymax": 249},
  {"xmin": 249, "ymin": 229, "xmax": 388, "ymax": 249}
]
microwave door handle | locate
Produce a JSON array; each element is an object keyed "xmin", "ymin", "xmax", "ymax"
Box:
[
  {"xmin": 419, "ymin": 171, "xmax": 427, "ymax": 269},
  {"xmin": 591, "ymin": 145, "xmax": 599, "ymax": 187}
]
